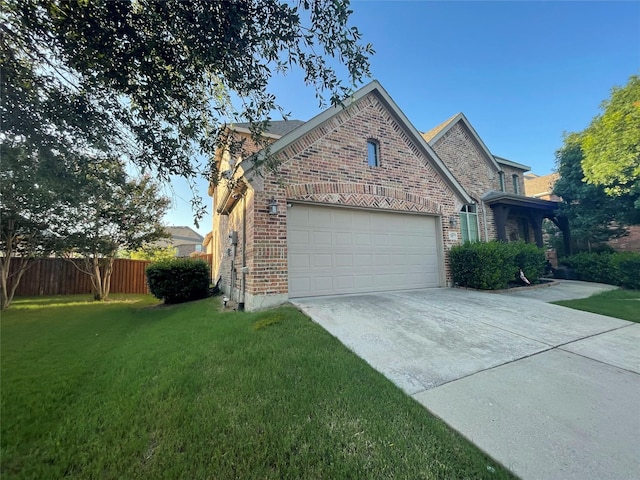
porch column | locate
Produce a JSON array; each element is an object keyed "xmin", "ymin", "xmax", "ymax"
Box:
[
  {"xmin": 492, "ymin": 205, "xmax": 510, "ymax": 242},
  {"xmin": 527, "ymin": 212, "xmax": 545, "ymax": 248}
]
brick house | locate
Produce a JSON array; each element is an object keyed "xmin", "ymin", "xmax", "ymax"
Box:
[
  {"xmin": 208, "ymin": 81, "xmax": 563, "ymax": 310},
  {"xmin": 422, "ymin": 113, "xmax": 567, "ymax": 248},
  {"xmin": 525, "ymin": 172, "xmax": 640, "ymax": 254},
  {"xmin": 524, "ymin": 172, "xmax": 561, "ymax": 201}
]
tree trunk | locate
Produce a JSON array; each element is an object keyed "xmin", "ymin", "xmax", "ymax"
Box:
[
  {"xmin": 89, "ymin": 256, "xmax": 115, "ymax": 301},
  {"xmin": 91, "ymin": 257, "xmax": 104, "ymax": 301},
  {"xmin": 102, "ymin": 257, "xmax": 115, "ymax": 300},
  {"xmin": 0, "ymin": 254, "xmax": 33, "ymax": 310},
  {"xmin": 0, "ymin": 257, "xmax": 10, "ymax": 310}
]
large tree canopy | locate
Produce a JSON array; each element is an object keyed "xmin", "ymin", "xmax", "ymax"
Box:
[
  {"xmin": 1, "ymin": 0, "xmax": 373, "ymax": 222},
  {"xmin": 0, "ymin": 144, "xmax": 169, "ymax": 307},
  {"xmin": 581, "ymin": 75, "xmax": 640, "ymax": 199},
  {"xmin": 553, "ymin": 133, "xmax": 640, "ymax": 251},
  {"xmin": 61, "ymin": 165, "xmax": 170, "ymax": 301}
]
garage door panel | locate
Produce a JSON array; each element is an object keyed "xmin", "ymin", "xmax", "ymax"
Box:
[
  {"xmin": 335, "ymin": 232, "xmax": 353, "ymax": 245},
  {"xmin": 289, "ymin": 253, "xmax": 310, "ymax": 269},
  {"xmin": 313, "ymin": 254, "xmax": 332, "ymax": 268},
  {"xmin": 312, "ymin": 231, "xmax": 332, "ymax": 246},
  {"xmin": 354, "ymin": 233, "xmax": 371, "ymax": 245},
  {"xmin": 314, "ymin": 276, "xmax": 333, "ymax": 291},
  {"xmin": 372, "ymin": 234, "xmax": 389, "ymax": 246},
  {"xmin": 335, "ymin": 275, "xmax": 354, "ymax": 290},
  {"xmin": 289, "ymin": 230, "xmax": 310, "ymax": 245},
  {"xmin": 287, "ymin": 205, "xmax": 441, "ymax": 297},
  {"xmin": 354, "ymin": 275, "xmax": 374, "ymax": 289},
  {"xmin": 354, "ymin": 254, "xmax": 372, "ymax": 266},
  {"xmin": 334, "ymin": 254, "xmax": 353, "ymax": 267}
]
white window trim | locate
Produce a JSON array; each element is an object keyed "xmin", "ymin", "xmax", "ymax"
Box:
[{"xmin": 460, "ymin": 204, "xmax": 479, "ymax": 243}]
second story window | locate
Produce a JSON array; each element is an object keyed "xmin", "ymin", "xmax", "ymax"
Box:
[
  {"xmin": 512, "ymin": 174, "xmax": 520, "ymax": 194},
  {"xmin": 499, "ymin": 172, "xmax": 505, "ymax": 192},
  {"xmin": 367, "ymin": 139, "xmax": 380, "ymax": 167}
]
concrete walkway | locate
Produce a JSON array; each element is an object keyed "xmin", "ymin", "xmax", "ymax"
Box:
[{"xmin": 292, "ymin": 282, "xmax": 640, "ymax": 480}]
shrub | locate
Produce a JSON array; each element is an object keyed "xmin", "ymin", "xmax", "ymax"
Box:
[
  {"xmin": 146, "ymin": 258, "xmax": 210, "ymax": 304},
  {"xmin": 613, "ymin": 253, "xmax": 640, "ymax": 290},
  {"xmin": 450, "ymin": 241, "xmax": 516, "ymax": 290},
  {"xmin": 562, "ymin": 251, "xmax": 640, "ymax": 289},
  {"xmin": 450, "ymin": 241, "xmax": 546, "ymax": 290},
  {"xmin": 561, "ymin": 252, "xmax": 617, "ymax": 285},
  {"xmin": 509, "ymin": 241, "xmax": 547, "ymax": 284}
]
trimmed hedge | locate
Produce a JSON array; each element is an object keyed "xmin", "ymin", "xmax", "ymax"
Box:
[
  {"xmin": 146, "ymin": 258, "xmax": 210, "ymax": 304},
  {"xmin": 561, "ymin": 252, "xmax": 640, "ymax": 289},
  {"xmin": 509, "ymin": 241, "xmax": 547, "ymax": 285},
  {"xmin": 450, "ymin": 241, "xmax": 546, "ymax": 290}
]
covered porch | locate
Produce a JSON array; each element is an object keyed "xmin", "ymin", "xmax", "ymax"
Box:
[{"xmin": 482, "ymin": 191, "xmax": 571, "ymax": 255}]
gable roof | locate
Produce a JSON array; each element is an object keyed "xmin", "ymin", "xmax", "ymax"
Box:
[
  {"xmin": 244, "ymin": 80, "xmax": 472, "ymax": 204},
  {"xmin": 232, "ymin": 120, "xmax": 306, "ymax": 138},
  {"xmin": 421, "ymin": 112, "xmax": 503, "ymax": 173},
  {"xmin": 494, "ymin": 155, "xmax": 531, "ymax": 172},
  {"xmin": 164, "ymin": 226, "xmax": 204, "ymax": 246},
  {"xmin": 421, "ymin": 114, "xmax": 458, "ymax": 143}
]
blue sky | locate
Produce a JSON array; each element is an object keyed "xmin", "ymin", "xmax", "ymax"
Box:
[{"xmin": 165, "ymin": 0, "xmax": 640, "ymax": 236}]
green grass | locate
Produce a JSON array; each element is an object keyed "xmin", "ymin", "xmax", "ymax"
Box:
[
  {"xmin": 1, "ymin": 294, "xmax": 514, "ymax": 479},
  {"xmin": 553, "ymin": 289, "xmax": 640, "ymax": 322}
]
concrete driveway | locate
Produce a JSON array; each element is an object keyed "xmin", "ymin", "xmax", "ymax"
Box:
[{"xmin": 291, "ymin": 282, "xmax": 640, "ymax": 480}]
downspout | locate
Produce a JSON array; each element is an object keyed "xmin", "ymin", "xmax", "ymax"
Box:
[
  {"xmin": 238, "ymin": 194, "xmax": 247, "ymax": 311},
  {"xmin": 481, "ymin": 200, "xmax": 489, "ymax": 241}
]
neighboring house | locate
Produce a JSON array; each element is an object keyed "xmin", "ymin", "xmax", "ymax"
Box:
[
  {"xmin": 525, "ymin": 172, "xmax": 640, "ymax": 253},
  {"xmin": 155, "ymin": 226, "xmax": 204, "ymax": 257},
  {"xmin": 208, "ymin": 80, "xmax": 564, "ymax": 311},
  {"xmin": 202, "ymin": 231, "xmax": 214, "ymax": 256},
  {"xmin": 524, "ymin": 173, "xmax": 561, "ymax": 201}
]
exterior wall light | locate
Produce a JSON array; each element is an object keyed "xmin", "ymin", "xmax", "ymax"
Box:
[
  {"xmin": 449, "ymin": 216, "xmax": 458, "ymax": 227},
  {"xmin": 268, "ymin": 197, "xmax": 278, "ymax": 215}
]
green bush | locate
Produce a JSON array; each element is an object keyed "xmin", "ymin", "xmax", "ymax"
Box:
[
  {"xmin": 509, "ymin": 241, "xmax": 547, "ymax": 284},
  {"xmin": 450, "ymin": 241, "xmax": 514, "ymax": 290},
  {"xmin": 562, "ymin": 251, "xmax": 640, "ymax": 289},
  {"xmin": 450, "ymin": 241, "xmax": 546, "ymax": 290},
  {"xmin": 146, "ymin": 258, "xmax": 210, "ymax": 304},
  {"xmin": 561, "ymin": 252, "xmax": 616, "ymax": 285},
  {"xmin": 614, "ymin": 253, "xmax": 640, "ymax": 290}
]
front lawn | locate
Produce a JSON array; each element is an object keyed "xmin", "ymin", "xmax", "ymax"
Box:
[
  {"xmin": 1, "ymin": 295, "xmax": 513, "ymax": 479},
  {"xmin": 553, "ymin": 289, "xmax": 640, "ymax": 322}
]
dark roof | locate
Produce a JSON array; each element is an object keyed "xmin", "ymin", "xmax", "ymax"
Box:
[
  {"xmin": 481, "ymin": 191, "xmax": 558, "ymax": 211},
  {"xmin": 494, "ymin": 155, "xmax": 530, "ymax": 171},
  {"xmin": 233, "ymin": 120, "xmax": 306, "ymax": 137}
]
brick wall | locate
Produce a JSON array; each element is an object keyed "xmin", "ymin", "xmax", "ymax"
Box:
[
  {"xmin": 430, "ymin": 122, "xmax": 498, "ymax": 240},
  {"xmin": 211, "ymin": 91, "xmax": 466, "ymax": 308},
  {"xmin": 607, "ymin": 225, "xmax": 640, "ymax": 253},
  {"xmin": 255, "ymin": 92, "xmax": 462, "ymax": 296},
  {"xmin": 501, "ymin": 165, "xmax": 526, "ymax": 195}
]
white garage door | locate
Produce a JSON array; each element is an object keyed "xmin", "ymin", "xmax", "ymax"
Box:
[{"xmin": 287, "ymin": 204, "xmax": 442, "ymax": 298}]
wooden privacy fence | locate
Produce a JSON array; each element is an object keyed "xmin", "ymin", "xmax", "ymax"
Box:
[{"xmin": 8, "ymin": 258, "xmax": 152, "ymax": 297}]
